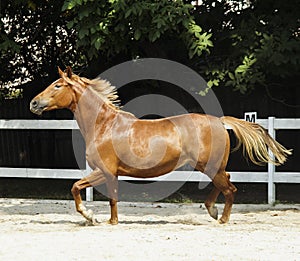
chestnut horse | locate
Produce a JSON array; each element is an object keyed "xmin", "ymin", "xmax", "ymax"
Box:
[{"xmin": 30, "ymin": 67, "xmax": 291, "ymax": 224}]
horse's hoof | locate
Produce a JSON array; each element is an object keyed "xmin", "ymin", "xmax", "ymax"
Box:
[
  {"xmin": 206, "ymin": 205, "xmax": 218, "ymax": 220},
  {"xmin": 218, "ymin": 217, "xmax": 228, "ymax": 224},
  {"xmin": 84, "ymin": 209, "xmax": 98, "ymax": 225},
  {"xmin": 210, "ymin": 206, "xmax": 218, "ymax": 220},
  {"xmin": 91, "ymin": 216, "xmax": 99, "ymax": 225},
  {"xmin": 85, "ymin": 216, "xmax": 99, "ymax": 226},
  {"xmin": 107, "ymin": 218, "xmax": 118, "ymax": 225}
]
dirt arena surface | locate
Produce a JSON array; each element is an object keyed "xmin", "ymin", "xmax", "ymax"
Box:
[{"xmin": 0, "ymin": 198, "xmax": 299, "ymax": 261}]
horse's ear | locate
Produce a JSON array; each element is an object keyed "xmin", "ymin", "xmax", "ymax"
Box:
[
  {"xmin": 58, "ymin": 67, "xmax": 64, "ymax": 77},
  {"xmin": 66, "ymin": 66, "xmax": 73, "ymax": 78}
]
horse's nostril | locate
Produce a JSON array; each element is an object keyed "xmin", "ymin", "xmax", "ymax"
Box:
[{"xmin": 31, "ymin": 100, "xmax": 38, "ymax": 108}]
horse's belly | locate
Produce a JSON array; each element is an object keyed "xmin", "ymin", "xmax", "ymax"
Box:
[
  {"xmin": 117, "ymin": 145, "xmax": 190, "ymax": 178},
  {"xmin": 117, "ymin": 161, "xmax": 179, "ymax": 178}
]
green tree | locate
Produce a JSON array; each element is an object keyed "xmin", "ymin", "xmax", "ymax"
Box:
[
  {"xmin": 61, "ymin": 0, "xmax": 212, "ymax": 60},
  {"xmin": 0, "ymin": 0, "xmax": 299, "ymax": 100},
  {"xmin": 193, "ymin": 0, "xmax": 300, "ymax": 95},
  {"xmin": 0, "ymin": 0, "xmax": 213, "ymax": 99},
  {"xmin": 0, "ymin": 0, "xmax": 83, "ymax": 99}
]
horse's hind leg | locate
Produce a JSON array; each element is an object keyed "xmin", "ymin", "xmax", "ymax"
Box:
[
  {"xmin": 71, "ymin": 168, "xmax": 106, "ymax": 224},
  {"xmin": 105, "ymin": 175, "xmax": 119, "ymax": 225},
  {"xmin": 212, "ymin": 171, "xmax": 237, "ymax": 224}
]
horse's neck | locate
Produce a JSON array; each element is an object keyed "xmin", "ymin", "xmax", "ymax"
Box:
[{"xmin": 73, "ymin": 88, "xmax": 117, "ymax": 140}]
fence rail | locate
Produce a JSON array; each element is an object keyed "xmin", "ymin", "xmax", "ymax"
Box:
[{"xmin": 0, "ymin": 117, "xmax": 299, "ymax": 203}]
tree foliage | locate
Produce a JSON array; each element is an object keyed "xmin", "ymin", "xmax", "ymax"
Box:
[
  {"xmin": 0, "ymin": 0, "xmax": 299, "ymax": 99},
  {"xmin": 61, "ymin": 0, "xmax": 212, "ymax": 59},
  {"xmin": 194, "ymin": 0, "xmax": 300, "ymax": 94},
  {"xmin": 0, "ymin": 0, "xmax": 83, "ymax": 98}
]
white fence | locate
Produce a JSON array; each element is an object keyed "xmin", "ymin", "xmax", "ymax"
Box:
[{"xmin": 0, "ymin": 117, "xmax": 299, "ymax": 204}]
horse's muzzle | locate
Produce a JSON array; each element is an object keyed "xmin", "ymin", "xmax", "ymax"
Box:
[{"xmin": 30, "ymin": 99, "xmax": 46, "ymax": 115}]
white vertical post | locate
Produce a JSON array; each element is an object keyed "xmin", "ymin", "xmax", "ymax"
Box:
[
  {"xmin": 268, "ymin": 117, "xmax": 275, "ymax": 204},
  {"xmin": 86, "ymin": 187, "xmax": 93, "ymax": 202},
  {"xmin": 85, "ymin": 160, "xmax": 93, "ymax": 202}
]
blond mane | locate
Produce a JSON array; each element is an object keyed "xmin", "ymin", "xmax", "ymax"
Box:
[{"xmin": 63, "ymin": 73, "xmax": 120, "ymax": 109}]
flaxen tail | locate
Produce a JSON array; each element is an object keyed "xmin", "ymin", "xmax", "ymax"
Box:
[{"xmin": 221, "ymin": 116, "xmax": 292, "ymax": 166}]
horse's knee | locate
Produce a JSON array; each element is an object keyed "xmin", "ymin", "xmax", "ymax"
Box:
[
  {"xmin": 224, "ymin": 188, "xmax": 233, "ymax": 195},
  {"xmin": 71, "ymin": 182, "xmax": 80, "ymax": 195},
  {"xmin": 71, "ymin": 183, "xmax": 77, "ymax": 194}
]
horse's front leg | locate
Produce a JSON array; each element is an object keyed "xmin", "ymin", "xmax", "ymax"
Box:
[
  {"xmin": 105, "ymin": 174, "xmax": 119, "ymax": 225},
  {"xmin": 71, "ymin": 168, "xmax": 106, "ymax": 224}
]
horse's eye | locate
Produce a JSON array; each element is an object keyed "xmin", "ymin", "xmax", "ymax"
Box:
[{"xmin": 54, "ymin": 85, "xmax": 61, "ymax": 89}]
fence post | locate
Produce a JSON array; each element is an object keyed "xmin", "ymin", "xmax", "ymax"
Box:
[
  {"xmin": 268, "ymin": 116, "xmax": 275, "ymax": 204},
  {"xmin": 86, "ymin": 187, "xmax": 93, "ymax": 202},
  {"xmin": 85, "ymin": 161, "xmax": 93, "ymax": 202}
]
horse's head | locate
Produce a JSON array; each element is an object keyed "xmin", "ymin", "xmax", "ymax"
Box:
[{"xmin": 30, "ymin": 67, "xmax": 77, "ymax": 115}]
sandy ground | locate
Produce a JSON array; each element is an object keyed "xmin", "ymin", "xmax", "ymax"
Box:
[{"xmin": 0, "ymin": 198, "xmax": 299, "ymax": 261}]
